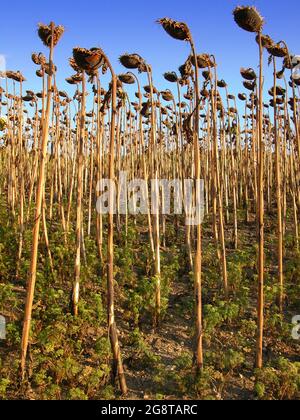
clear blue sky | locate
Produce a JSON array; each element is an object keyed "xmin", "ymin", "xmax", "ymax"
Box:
[{"xmin": 0, "ymin": 0, "xmax": 299, "ymax": 106}]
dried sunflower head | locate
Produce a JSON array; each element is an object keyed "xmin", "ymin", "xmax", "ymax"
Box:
[
  {"xmin": 256, "ymin": 34, "xmax": 274, "ymax": 49},
  {"xmin": 23, "ymin": 90, "xmax": 35, "ymax": 102},
  {"xmin": 140, "ymin": 101, "xmax": 151, "ymax": 117},
  {"xmin": 233, "ymin": 6, "xmax": 264, "ymax": 33},
  {"xmin": 267, "ymin": 42, "xmax": 288, "ymax": 58},
  {"xmin": 202, "ymin": 71, "xmax": 211, "ymax": 81},
  {"xmin": 157, "ymin": 18, "xmax": 191, "ymax": 41},
  {"xmin": 238, "ymin": 93, "xmax": 247, "ymax": 101},
  {"xmin": 36, "ymin": 69, "xmax": 44, "ymax": 78},
  {"xmin": 44, "ymin": 63, "xmax": 57, "ymax": 76},
  {"xmin": 191, "ymin": 54, "xmax": 214, "ymax": 69},
  {"xmin": 119, "ymin": 54, "xmax": 147, "ymax": 73},
  {"xmin": 69, "ymin": 57, "xmax": 81, "ymax": 73},
  {"xmin": 38, "ymin": 23, "xmax": 64, "ymax": 47},
  {"xmin": 22, "ymin": 95, "xmax": 34, "ymax": 102},
  {"xmin": 66, "ymin": 74, "xmax": 83, "ymax": 85},
  {"xmin": 32, "ymin": 53, "xmax": 40, "ymax": 65},
  {"xmin": 134, "ymin": 92, "xmax": 142, "ymax": 101},
  {"xmin": 73, "ymin": 47, "xmax": 105, "ymax": 73},
  {"xmin": 5, "ymin": 71, "xmax": 26, "ymax": 83},
  {"xmin": 184, "ymin": 87, "xmax": 194, "ymax": 100},
  {"xmin": 270, "ymin": 97, "xmax": 284, "ymax": 107},
  {"xmin": 59, "ymin": 91, "xmax": 69, "ymax": 99},
  {"xmin": 26, "ymin": 90, "xmax": 35, "ymax": 97},
  {"xmin": 201, "ymin": 88, "xmax": 210, "ymax": 98},
  {"xmin": 118, "ymin": 73, "xmax": 135, "ymax": 84},
  {"xmin": 164, "ymin": 72, "xmax": 178, "ymax": 83},
  {"xmin": 243, "ymin": 81, "xmax": 256, "ymax": 91},
  {"xmin": 217, "ymin": 80, "xmax": 227, "ymax": 88},
  {"xmin": 179, "ymin": 57, "xmax": 193, "ymax": 80},
  {"xmin": 144, "ymin": 85, "xmax": 158, "ymax": 95},
  {"xmin": 276, "ymin": 68, "xmax": 285, "ymax": 79},
  {"xmin": 240, "ymin": 67, "xmax": 257, "ymax": 81},
  {"xmin": 268, "ymin": 86, "xmax": 286, "ymax": 97},
  {"xmin": 160, "ymin": 90, "xmax": 174, "ymax": 101}
]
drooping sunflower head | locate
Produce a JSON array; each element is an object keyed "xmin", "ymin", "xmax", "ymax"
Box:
[
  {"xmin": 238, "ymin": 93, "xmax": 247, "ymax": 101},
  {"xmin": 118, "ymin": 73, "xmax": 135, "ymax": 84},
  {"xmin": 5, "ymin": 71, "xmax": 26, "ymax": 83},
  {"xmin": 233, "ymin": 6, "xmax": 264, "ymax": 33},
  {"xmin": 38, "ymin": 23, "xmax": 64, "ymax": 47},
  {"xmin": 119, "ymin": 53, "xmax": 147, "ymax": 73},
  {"xmin": 144, "ymin": 85, "xmax": 158, "ymax": 95},
  {"xmin": 163, "ymin": 72, "xmax": 178, "ymax": 83},
  {"xmin": 240, "ymin": 67, "xmax": 257, "ymax": 81},
  {"xmin": 36, "ymin": 69, "xmax": 44, "ymax": 78},
  {"xmin": 66, "ymin": 74, "xmax": 83, "ymax": 85},
  {"xmin": 191, "ymin": 54, "xmax": 215, "ymax": 69},
  {"xmin": 69, "ymin": 57, "xmax": 81, "ymax": 73},
  {"xmin": 217, "ymin": 80, "xmax": 227, "ymax": 88},
  {"xmin": 157, "ymin": 17, "xmax": 191, "ymax": 41},
  {"xmin": 243, "ymin": 80, "xmax": 256, "ymax": 91},
  {"xmin": 179, "ymin": 57, "xmax": 193, "ymax": 80},
  {"xmin": 267, "ymin": 42, "xmax": 288, "ymax": 58},
  {"xmin": 160, "ymin": 90, "xmax": 174, "ymax": 102},
  {"xmin": 31, "ymin": 53, "xmax": 40, "ymax": 65},
  {"xmin": 257, "ymin": 34, "xmax": 274, "ymax": 49},
  {"xmin": 73, "ymin": 47, "xmax": 105, "ymax": 73}
]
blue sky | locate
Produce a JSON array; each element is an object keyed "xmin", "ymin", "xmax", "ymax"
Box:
[{"xmin": 0, "ymin": 0, "xmax": 299, "ymax": 107}]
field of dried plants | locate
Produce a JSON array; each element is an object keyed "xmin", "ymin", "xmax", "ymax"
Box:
[{"xmin": 0, "ymin": 6, "xmax": 299, "ymax": 400}]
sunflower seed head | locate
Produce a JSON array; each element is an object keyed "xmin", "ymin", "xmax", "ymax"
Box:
[
  {"xmin": 157, "ymin": 18, "xmax": 191, "ymax": 41},
  {"xmin": 233, "ymin": 6, "xmax": 264, "ymax": 33}
]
